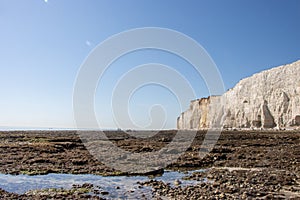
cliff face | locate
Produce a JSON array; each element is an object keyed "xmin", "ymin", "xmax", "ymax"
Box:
[{"xmin": 177, "ymin": 60, "xmax": 300, "ymax": 129}]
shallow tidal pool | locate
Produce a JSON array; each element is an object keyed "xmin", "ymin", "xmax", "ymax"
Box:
[{"xmin": 0, "ymin": 169, "xmax": 205, "ymax": 199}]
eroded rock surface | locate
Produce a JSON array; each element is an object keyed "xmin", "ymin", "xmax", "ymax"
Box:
[{"xmin": 177, "ymin": 60, "xmax": 300, "ymax": 129}]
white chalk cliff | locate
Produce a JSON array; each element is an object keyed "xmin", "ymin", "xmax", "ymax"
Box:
[{"xmin": 177, "ymin": 60, "xmax": 300, "ymax": 129}]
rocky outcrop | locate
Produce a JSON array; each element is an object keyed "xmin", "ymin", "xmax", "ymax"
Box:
[{"xmin": 177, "ymin": 60, "xmax": 300, "ymax": 129}]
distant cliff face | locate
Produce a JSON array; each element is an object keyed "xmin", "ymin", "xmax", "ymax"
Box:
[{"xmin": 177, "ymin": 60, "xmax": 300, "ymax": 129}]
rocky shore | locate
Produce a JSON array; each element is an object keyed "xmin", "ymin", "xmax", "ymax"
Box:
[
  {"xmin": 142, "ymin": 167, "xmax": 299, "ymax": 199},
  {"xmin": 0, "ymin": 183, "xmax": 105, "ymax": 200},
  {"xmin": 0, "ymin": 130, "xmax": 299, "ymax": 199}
]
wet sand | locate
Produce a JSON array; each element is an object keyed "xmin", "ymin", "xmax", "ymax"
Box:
[{"xmin": 0, "ymin": 130, "xmax": 299, "ymax": 199}]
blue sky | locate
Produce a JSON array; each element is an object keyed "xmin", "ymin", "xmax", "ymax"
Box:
[{"xmin": 0, "ymin": 0, "xmax": 300, "ymax": 129}]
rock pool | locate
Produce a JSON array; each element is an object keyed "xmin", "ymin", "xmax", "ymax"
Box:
[{"xmin": 0, "ymin": 170, "xmax": 205, "ymax": 199}]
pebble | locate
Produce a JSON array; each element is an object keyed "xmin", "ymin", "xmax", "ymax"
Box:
[{"xmin": 174, "ymin": 179, "xmax": 181, "ymax": 186}]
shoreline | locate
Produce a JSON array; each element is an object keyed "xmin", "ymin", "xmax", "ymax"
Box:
[{"xmin": 0, "ymin": 130, "xmax": 299, "ymax": 199}]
